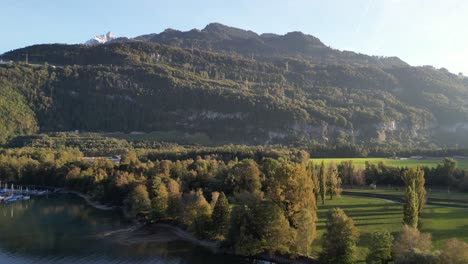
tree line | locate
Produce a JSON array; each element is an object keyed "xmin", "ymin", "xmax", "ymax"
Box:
[{"xmin": 0, "ymin": 147, "xmax": 467, "ymax": 263}]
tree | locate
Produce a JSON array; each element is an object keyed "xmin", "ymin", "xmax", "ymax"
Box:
[
  {"xmin": 414, "ymin": 168, "xmax": 426, "ymax": 216},
  {"xmin": 266, "ymin": 162, "xmax": 317, "ymax": 223},
  {"xmin": 211, "ymin": 192, "xmax": 231, "ymax": 240},
  {"xmin": 181, "ymin": 189, "xmax": 212, "ymax": 237},
  {"xmin": 340, "ymin": 160, "xmax": 355, "ymax": 189},
  {"xmin": 150, "ymin": 177, "xmax": 168, "ymax": 219},
  {"xmin": 124, "ymin": 184, "xmax": 151, "ymax": 217},
  {"xmin": 320, "ymin": 208, "xmax": 359, "ymax": 264},
  {"xmin": 165, "ymin": 178, "xmax": 182, "ymax": 219},
  {"xmin": 319, "ymin": 161, "xmax": 327, "ymax": 205},
  {"xmin": 327, "ymin": 162, "xmax": 342, "ymax": 200},
  {"xmin": 229, "ymin": 201, "xmax": 295, "ymax": 256},
  {"xmin": 392, "ymin": 225, "xmax": 433, "ymax": 261},
  {"xmin": 225, "ymin": 159, "xmax": 262, "ymax": 194},
  {"xmin": 306, "ymin": 160, "xmax": 319, "ymax": 203},
  {"xmin": 292, "ymin": 208, "xmax": 316, "ymax": 256},
  {"xmin": 439, "ymin": 158, "xmax": 457, "ymax": 191},
  {"xmin": 402, "ymin": 169, "xmax": 419, "ymax": 228},
  {"xmin": 439, "ymin": 239, "xmax": 468, "ymax": 264},
  {"xmin": 366, "ymin": 231, "xmax": 394, "ymax": 264},
  {"xmin": 261, "ymin": 158, "xmax": 281, "ymax": 180}
]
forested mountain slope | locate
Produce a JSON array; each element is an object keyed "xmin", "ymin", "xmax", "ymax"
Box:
[{"xmin": 1, "ymin": 23, "xmax": 468, "ymax": 147}]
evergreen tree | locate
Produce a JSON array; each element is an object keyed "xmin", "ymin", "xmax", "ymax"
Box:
[
  {"xmin": 320, "ymin": 208, "xmax": 359, "ymax": 264},
  {"xmin": 211, "ymin": 192, "xmax": 231, "ymax": 240}
]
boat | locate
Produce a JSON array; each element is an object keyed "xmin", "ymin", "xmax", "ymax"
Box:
[{"xmin": 4, "ymin": 196, "xmax": 18, "ymax": 203}]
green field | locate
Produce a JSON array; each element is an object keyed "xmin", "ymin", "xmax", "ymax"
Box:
[
  {"xmin": 312, "ymin": 195, "xmax": 468, "ymax": 261},
  {"xmin": 311, "ymin": 157, "xmax": 468, "ymax": 169},
  {"xmin": 345, "ymin": 188, "xmax": 468, "ymax": 204}
]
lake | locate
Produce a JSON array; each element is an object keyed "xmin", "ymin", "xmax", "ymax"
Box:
[{"xmin": 0, "ymin": 195, "xmax": 254, "ymax": 264}]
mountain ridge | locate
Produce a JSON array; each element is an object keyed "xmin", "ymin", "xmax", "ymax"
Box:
[
  {"xmin": 130, "ymin": 23, "xmax": 407, "ymax": 68},
  {"xmin": 0, "ymin": 23, "xmax": 467, "ymax": 148}
]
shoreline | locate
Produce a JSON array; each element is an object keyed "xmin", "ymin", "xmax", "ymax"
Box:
[
  {"xmin": 59, "ymin": 189, "xmax": 118, "ymax": 211},
  {"xmin": 65, "ymin": 189, "xmax": 315, "ymax": 264},
  {"xmin": 64, "ymin": 190, "xmax": 219, "ymax": 250}
]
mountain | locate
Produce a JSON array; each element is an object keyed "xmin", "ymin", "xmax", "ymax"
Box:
[
  {"xmin": 134, "ymin": 23, "xmax": 408, "ymax": 68},
  {"xmin": 85, "ymin": 32, "xmax": 115, "ymax": 45},
  {"xmin": 1, "ymin": 23, "xmax": 468, "ymax": 148}
]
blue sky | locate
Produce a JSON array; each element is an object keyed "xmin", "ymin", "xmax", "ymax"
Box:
[{"xmin": 2, "ymin": 0, "xmax": 467, "ymax": 74}]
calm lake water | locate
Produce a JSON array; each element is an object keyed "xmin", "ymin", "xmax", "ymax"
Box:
[{"xmin": 0, "ymin": 195, "xmax": 254, "ymax": 264}]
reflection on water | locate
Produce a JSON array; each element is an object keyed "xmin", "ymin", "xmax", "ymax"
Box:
[{"xmin": 0, "ymin": 195, "xmax": 252, "ymax": 264}]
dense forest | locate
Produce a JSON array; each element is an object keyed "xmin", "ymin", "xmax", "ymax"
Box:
[
  {"xmin": 0, "ymin": 146, "xmax": 467, "ymax": 263},
  {"xmin": 1, "ymin": 23, "xmax": 468, "ymax": 148}
]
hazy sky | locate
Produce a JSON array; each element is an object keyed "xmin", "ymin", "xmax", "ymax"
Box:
[{"xmin": 2, "ymin": 0, "xmax": 467, "ymax": 74}]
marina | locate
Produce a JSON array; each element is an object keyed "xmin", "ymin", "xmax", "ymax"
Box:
[{"xmin": 0, "ymin": 182, "xmax": 49, "ymax": 203}]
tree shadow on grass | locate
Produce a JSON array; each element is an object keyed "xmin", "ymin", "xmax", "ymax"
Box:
[
  {"xmin": 317, "ymin": 208, "xmax": 401, "ymax": 219},
  {"xmin": 422, "ymin": 224, "xmax": 468, "ymax": 242},
  {"xmin": 422, "ymin": 210, "xmax": 468, "ymax": 220},
  {"xmin": 318, "ymin": 203, "xmax": 398, "ymax": 210}
]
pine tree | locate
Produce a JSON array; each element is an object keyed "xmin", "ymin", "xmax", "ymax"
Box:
[
  {"xmin": 320, "ymin": 208, "xmax": 359, "ymax": 264},
  {"xmin": 211, "ymin": 192, "xmax": 231, "ymax": 240}
]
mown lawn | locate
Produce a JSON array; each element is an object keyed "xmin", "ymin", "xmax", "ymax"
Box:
[
  {"xmin": 345, "ymin": 188, "xmax": 468, "ymax": 204},
  {"xmin": 310, "ymin": 157, "xmax": 468, "ymax": 169},
  {"xmin": 312, "ymin": 195, "xmax": 468, "ymax": 262}
]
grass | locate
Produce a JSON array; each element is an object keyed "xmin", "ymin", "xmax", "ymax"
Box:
[
  {"xmin": 310, "ymin": 157, "xmax": 468, "ymax": 169},
  {"xmin": 345, "ymin": 188, "xmax": 468, "ymax": 204},
  {"xmin": 312, "ymin": 195, "xmax": 468, "ymax": 262}
]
